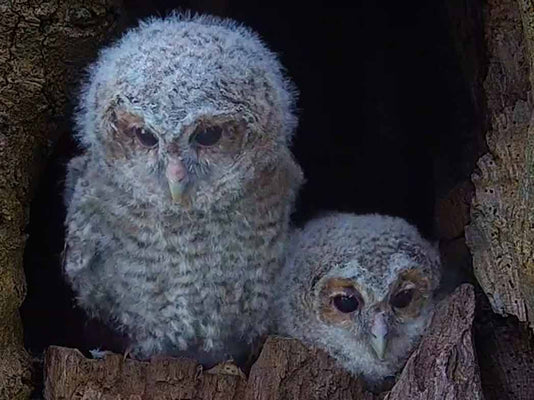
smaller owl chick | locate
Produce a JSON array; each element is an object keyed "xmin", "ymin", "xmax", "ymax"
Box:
[{"xmin": 276, "ymin": 213, "xmax": 441, "ymax": 386}]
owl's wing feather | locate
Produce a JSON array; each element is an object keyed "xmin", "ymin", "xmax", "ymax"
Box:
[
  {"xmin": 62, "ymin": 235, "xmax": 97, "ymax": 279},
  {"xmin": 62, "ymin": 220, "xmax": 107, "ymax": 319},
  {"xmin": 63, "ymin": 155, "xmax": 89, "ymax": 207},
  {"xmin": 62, "ymin": 154, "xmax": 102, "ymax": 280}
]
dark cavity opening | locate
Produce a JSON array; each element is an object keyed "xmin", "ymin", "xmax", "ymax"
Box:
[{"xmin": 21, "ymin": 0, "xmax": 482, "ymax": 363}]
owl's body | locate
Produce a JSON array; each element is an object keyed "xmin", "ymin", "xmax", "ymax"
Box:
[
  {"xmin": 63, "ymin": 14, "xmax": 302, "ymax": 363},
  {"xmin": 277, "ymin": 213, "xmax": 440, "ymax": 386}
]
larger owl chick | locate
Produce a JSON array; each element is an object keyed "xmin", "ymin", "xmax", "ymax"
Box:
[
  {"xmin": 277, "ymin": 213, "xmax": 441, "ymax": 386},
  {"xmin": 63, "ymin": 13, "xmax": 302, "ymax": 365}
]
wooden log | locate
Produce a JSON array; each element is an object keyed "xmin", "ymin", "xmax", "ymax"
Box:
[
  {"xmin": 385, "ymin": 284, "xmax": 482, "ymax": 400},
  {"xmin": 44, "ymin": 348, "xmax": 247, "ymax": 400},
  {"xmin": 43, "ymin": 285, "xmax": 480, "ymax": 400},
  {"xmin": 43, "ymin": 340, "xmax": 371, "ymax": 400},
  {"xmin": 245, "ymin": 337, "xmax": 375, "ymax": 400}
]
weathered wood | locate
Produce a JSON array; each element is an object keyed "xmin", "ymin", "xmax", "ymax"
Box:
[
  {"xmin": 0, "ymin": 1, "xmax": 123, "ymax": 398},
  {"xmin": 43, "ymin": 285, "xmax": 480, "ymax": 399},
  {"xmin": 385, "ymin": 284, "xmax": 482, "ymax": 400},
  {"xmin": 245, "ymin": 337, "xmax": 376, "ymax": 400},
  {"xmin": 44, "ymin": 347, "xmax": 247, "ymax": 400},
  {"xmin": 446, "ymin": 0, "xmax": 534, "ymax": 398},
  {"xmin": 465, "ymin": 0, "xmax": 534, "ymax": 328},
  {"xmin": 43, "ymin": 340, "xmax": 373, "ymax": 400}
]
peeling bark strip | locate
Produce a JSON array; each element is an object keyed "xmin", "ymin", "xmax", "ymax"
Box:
[
  {"xmin": 43, "ymin": 340, "xmax": 373, "ymax": 400},
  {"xmin": 44, "ymin": 285, "xmax": 479, "ymax": 399},
  {"xmin": 44, "ymin": 348, "xmax": 248, "ymax": 400},
  {"xmin": 465, "ymin": 0, "xmax": 534, "ymax": 328},
  {"xmin": 385, "ymin": 284, "xmax": 482, "ymax": 400},
  {"xmin": 245, "ymin": 337, "xmax": 376, "ymax": 400},
  {"xmin": 0, "ymin": 1, "xmax": 122, "ymax": 398}
]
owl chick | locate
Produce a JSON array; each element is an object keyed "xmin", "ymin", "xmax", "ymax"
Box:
[
  {"xmin": 63, "ymin": 13, "xmax": 303, "ymax": 365},
  {"xmin": 277, "ymin": 213, "xmax": 441, "ymax": 386}
]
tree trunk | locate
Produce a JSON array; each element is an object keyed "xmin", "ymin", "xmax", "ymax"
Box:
[
  {"xmin": 3, "ymin": 0, "xmax": 534, "ymax": 398},
  {"xmin": 450, "ymin": 0, "xmax": 534, "ymax": 398},
  {"xmin": 465, "ymin": 0, "xmax": 534, "ymax": 328},
  {"xmin": 0, "ymin": 1, "xmax": 122, "ymax": 398},
  {"xmin": 385, "ymin": 284, "xmax": 482, "ymax": 400}
]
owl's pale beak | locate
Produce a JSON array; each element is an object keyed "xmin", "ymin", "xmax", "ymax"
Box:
[
  {"xmin": 166, "ymin": 158, "xmax": 188, "ymax": 203},
  {"xmin": 369, "ymin": 311, "xmax": 388, "ymax": 361}
]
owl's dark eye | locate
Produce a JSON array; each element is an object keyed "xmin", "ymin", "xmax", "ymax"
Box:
[
  {"xmin": 333, "ymin": 295, "xmax": 360, "ymax": 313},
  {"xmin": 191, "ymin": 126, "xmax": 222, "ymax": 146},
  {"xmin": 132, "ymin": 127, "xmax": 158, "ymax": 148},
  {"xmin": 390, "ymin": 288, "xmax": 415, "ymax": 309}
]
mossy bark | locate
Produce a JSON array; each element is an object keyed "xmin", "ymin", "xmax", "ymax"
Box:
[{"xmin": 0, "ymin": 1, "xmax": 122, "ymax": 398}]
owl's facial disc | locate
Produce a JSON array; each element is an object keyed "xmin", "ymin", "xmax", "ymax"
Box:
[
  {"xmin": 166, "ymin": 157, "xmax": 188, "ymax": 203},
  {"xmin": 367, "ymin": 276, "xmax": 425, "ymax": 361}
]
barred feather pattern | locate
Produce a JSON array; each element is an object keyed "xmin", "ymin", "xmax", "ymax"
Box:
[
  {"xmin": 62, "ymin": 13, "xmax": 303, "ymax": 364},
  {"xmin": 64, "ymin": 150, "xmax": 300, "ymax": 362}
]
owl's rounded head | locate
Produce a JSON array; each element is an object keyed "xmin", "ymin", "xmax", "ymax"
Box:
[
  {"xmin": 75, "ymin": 13, "xmax": 300, "ymax": 210},
  {"xmin": 280, "ymin": 213, "xmax": 441, "ymax": 385}
]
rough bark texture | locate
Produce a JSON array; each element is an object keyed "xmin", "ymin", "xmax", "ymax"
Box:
[
  {"xmin": 43, "ymin": 285, "xmax": 479, "ymax": 400},
  {"xmin": 385, "ymin": 284, "xmax": 482, "ymax": 400},
  {"xmin": 445, "ymin": 0, "xmax": 534, "ymax": 398},
  {"xmin": 244, "ymin": 337, "xmax": 375, "ymax": 400},
  {"xmin": 6, "ymin": 0, "xmax": 533, "ymax": 398},
  {"xmin": 0, "ymin": 1, "xmax": 122, "ymax": 398},
  {"xmin": 43, "ymin": 339, "xmax": 373, "ymax": 400},
  {"xmin": 44, "ymin": 348, "xmax": 248, "ymax": 400},
  {"xmin": 465, "ymin": 0, "xmax": 534, "ymax": 327}
]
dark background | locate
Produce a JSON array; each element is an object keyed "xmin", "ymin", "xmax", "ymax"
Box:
[
  {"xmin": 21, "ymin": 1, "xmax": 478, "ymax": 355},
  {"xmin": 122, "ymin": 0, "xmax": 479, "ymax": 234}
]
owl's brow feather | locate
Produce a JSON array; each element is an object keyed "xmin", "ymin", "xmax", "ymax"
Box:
[{"xmin": 113, "ymin": 109, "xmax": 145, "ymax": 132}]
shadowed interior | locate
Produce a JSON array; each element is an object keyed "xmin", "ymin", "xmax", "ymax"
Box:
[{"xmin": 20, "ymin": 0, "xmax": 478, "ymax": 364}]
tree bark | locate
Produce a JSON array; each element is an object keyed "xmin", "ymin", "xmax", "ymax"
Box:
[
  {"xmin": 44, "ymin": 348, "xmax": 248, "ymax": 400},
  {"xmin": 445, "ymin": 0, "xmax": 534, "ymax": 398},
  {"xmin": 465, "ymin": 0, "xmax": 534, "ymax": 328},
  {"xmin": 43, "ymin": 339, "xmax": 373, "ymax": 400},
  {"xmin": 5, "ymin": 0, "xmax": 534, "ymax": 398},
  {"xmin": 244, "ymin": 337, "xmax": 375, "ymax": 400},
  {"xmin": 0, "ymin": 1, "xmax": 122, "ymax": 398},
  {"xmin": 385, "ymin": 284, "xmax": 482, "ymax": 400},
  {"xmin": 43, "ymin": 285, "xmax": 480, "ymax": 400}
]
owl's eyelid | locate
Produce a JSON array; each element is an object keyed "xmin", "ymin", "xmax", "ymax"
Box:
[
  {"xmin": 329, "ymin": 287, "xmax": 360, "ymax": 299},
  {"xmin": 329, "ymin": 291, "xmax": 352, "ymax": 298},
  {"xmin": 397, "ymin": 281, "xmax": 417, "ymax": 293}
]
